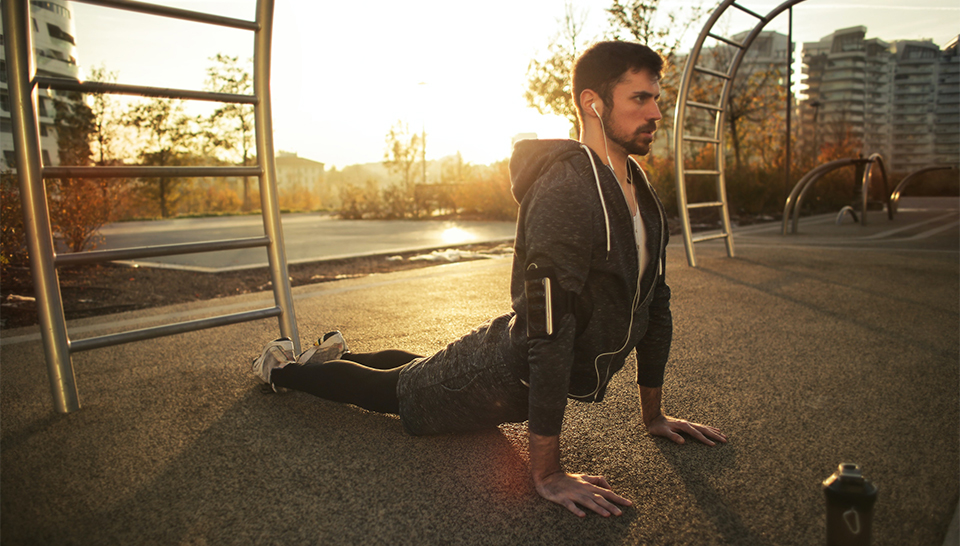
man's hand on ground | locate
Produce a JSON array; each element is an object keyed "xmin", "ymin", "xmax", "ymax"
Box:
[
  {"xmin": 535, "ymin": 471, "xmax": 633, "ymax": 518},
  {"xmin": 645, "ymin": 414, "xmax": 727, "ymax": 446}
]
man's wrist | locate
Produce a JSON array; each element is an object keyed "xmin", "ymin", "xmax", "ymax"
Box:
[
  {"xmin": 638, "ymin": 385, "xmax": 664, "ymax": 428},
  {"xmin": 529, "ymin": 432, "xmax": 563, "ymax": 485}
]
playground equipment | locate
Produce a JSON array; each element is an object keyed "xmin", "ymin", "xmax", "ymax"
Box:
[{"xmin": 3, "ymin": 0, "xmax": 298, "ymax": 413}]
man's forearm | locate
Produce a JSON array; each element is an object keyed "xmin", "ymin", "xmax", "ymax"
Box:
[
  {"xmin": 529, "ymin": 432, "xmax": 562, "ymax": 485},
  {"xmin": 638, "ymin": 385, "xmax": 663, "ymax": 428}
]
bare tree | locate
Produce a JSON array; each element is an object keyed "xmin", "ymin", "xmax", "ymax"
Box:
[
  {"xmin": 698, "ymin": 43, "xmax": 787, "ymax": 171},
  {"xmin": 203, "ymin": 54, "xmax": 256, "ymax": 210},
  {"xmin": 125, "ymin": 98, "xmax": 196, "ymax": 218},
  {"xmin": 606, "ymin": 0, "xmax": 706, "ymax": 141},
  {"xmin": 382, "ymin": 121, "xmax": 424, "ymax": 218},
  {"xmin": 524, "ymin": 3, "xmax": 590, "ymax": 138},
  {"xmin": 86, "ymin": 65, "xmax": 124, "ymax": 166}
]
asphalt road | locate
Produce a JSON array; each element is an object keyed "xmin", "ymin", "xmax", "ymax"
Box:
[{"xmin": 95, "ymin": 214, "xmax": 517, "ymax": 271}]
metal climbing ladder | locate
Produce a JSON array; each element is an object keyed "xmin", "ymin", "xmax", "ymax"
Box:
[
  {"xmin": 673, "ymin": 0, "xmax": 805, "ymax": 266},
  {"xmin": 3, "ymin": 0, "xmax": 299, "ymax": 413}
]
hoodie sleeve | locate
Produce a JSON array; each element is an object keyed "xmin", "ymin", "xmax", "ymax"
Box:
[
  {"xmin": 635, "ymin": 275, "xmax": 672, "ymax": 388},
  {"xmin": 521, "ymin": 161, "xmax": 595, "ymax": 436}
]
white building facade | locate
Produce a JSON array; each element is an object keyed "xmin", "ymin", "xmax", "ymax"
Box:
[
  {"xmin": 1, "ymin": 0, "xmax": 80, "ymax": 170},
  {"xmin": 800, "ymin": 26, "xmax": 960, "ymax": 173}
]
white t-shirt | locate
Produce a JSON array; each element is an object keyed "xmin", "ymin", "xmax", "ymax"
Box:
[{"xmin": 621, "ymin": 180, "xmax": 650, "ymax": 276}]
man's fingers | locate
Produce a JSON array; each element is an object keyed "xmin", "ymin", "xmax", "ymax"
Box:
[
  {"xmin": 562, "ymin": 499, "xmax": 587, "ymax": 518},
  {"xmin": 662, "ymin": 418, "xmax": 728, "ymax": 446},
  {"xmin": 547, "ymin": 475, "xmax": 632, "ymax": 517},
  {"xmin": 582, "ymin": 474, "xmax": 613, "ymax": 491},
  {"xmin": 578, "ymin": 492, "xmax": 626, "ymax": 517},
  {"xmin": 686, "ymin": 422, "xmax": 727, "ymax": 445},
  {"xmin": 703, "ymin": 426, "xmax": 728, "ymax": 443}
]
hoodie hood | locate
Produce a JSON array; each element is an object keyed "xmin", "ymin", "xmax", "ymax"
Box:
[
  {"xmin": 509, "ymin": 139, "xmax": 586, "ymax": 204},
  {"xmin": 510, "ymin": 138, "xmax": 617, "ymax": 254}
]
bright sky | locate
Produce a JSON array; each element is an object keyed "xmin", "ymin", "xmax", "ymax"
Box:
[{"xmin": 69, "ymin": 0, "xmax": 958, "ymax": 169}]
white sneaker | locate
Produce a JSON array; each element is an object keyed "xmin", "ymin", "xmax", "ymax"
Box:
[
  {"xmin": 296, "ymin": 331, "xmax": 349, "ymax": 365},
  {"xmin": 251, "ymin": 337, "xmax": 295, "ymax": 392}
]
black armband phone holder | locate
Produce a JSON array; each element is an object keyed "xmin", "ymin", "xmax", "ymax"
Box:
[{"xmin": 524, "ymin": 265, "xmax": 574, "ymax": 339}]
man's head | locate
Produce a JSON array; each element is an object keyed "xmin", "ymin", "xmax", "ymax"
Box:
[
  {"xmin": 571, "ymin": 41, "xmax": 664, "ymax": 123},
  {"xmin": 573, "ymin": 41, "xmax": 665, "ymax": 157}
]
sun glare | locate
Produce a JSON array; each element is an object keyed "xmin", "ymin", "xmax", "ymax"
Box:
[{"xmin": 441, "ymin": 226, "xmax": 476, "ymax": 245}]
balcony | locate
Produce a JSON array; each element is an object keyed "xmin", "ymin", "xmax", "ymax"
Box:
[{"xmin": 893, "ymin": 97, "xmax": 933, "ymax": 106}]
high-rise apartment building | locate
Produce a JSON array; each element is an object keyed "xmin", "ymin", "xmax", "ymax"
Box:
[
  {"xmin": 934, "ymin": 36, "xmax": 959, "ymax": 167},
  {"xmin": 1, "ymin": 0, "xmax": 80, "ymax": 170},
  {"xmin": 801, "ymin": 26, "xmax": 960, "ymax": 173}
]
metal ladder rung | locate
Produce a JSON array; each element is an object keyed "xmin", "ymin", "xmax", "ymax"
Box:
[
  {"xmin": 684, "ymin": 135, "xmax": 721, "ymax": 144},
  {"xmin": 707, "ymin": 32, "xmax": 746, "ymax": 49},
  {"xmin": 684, "ymin": 169, "xmax": 722, "ymax": 176},
  {"xmin": 730, "ymin": 2, "xmax": 767, "ymax": 21},
  {"xmin": 693, "ymin": 65, "xmax": 732, "ymax": 80},
  {"xmin": 73, "ymin": 0, "xmax": 259, "ymax": 31},
  {"xmin": 687, "ymin": 201, "xmax": 725, "ymax": 210},
  {"xmin": 55, "ymin": 237, "xmax": 271, "ymax": 267},
  {"xmin": 35, "ymin": 76, "xmax": 258, "ymax": 105},
  {"xmin": 69, "ymin": 306, "xmax": 283, "ymax": 353},
  {"xmin": 688, "ymin": 100, "xmax": 723, "ymax": 112},
  {"xmin": 43, "ymin": 166, "xmax": 263, "ymax": 179},
  {"xmin": 693, "ymin": 232, "xmax": 730, "ymax": 244}
]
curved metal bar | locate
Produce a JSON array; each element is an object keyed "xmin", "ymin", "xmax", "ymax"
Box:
[
  {"xmin": 890, "ymin": 166, "xmax": 957, "ymax": 215},
  {"xmin": 6, "ymin": 0, "xmax": 294, "ymax": 413},
  {"xmin": 3, "ymin": 0, "xmax": 79, "ymax": 412},
  {"xmin": 782, "ymin": 158, "xmax": 861, "ymax": 234},
  {"xmin": 859, "ymin": 153, "xmax": 890, "ymax": 225},
  {"xmin": 793, "ymin": 160, "xmax": 866, "ymax": 233},
  {"xmin": 254, "ymin": 0, "xmax": 300, "ymax": 354},
  {"xmin": 673, "ymin": 0, "xmax": 806, "ymax": 266},
  {"xmin": 836, "ymin": 206, "xmax": 858, "ymax": 224}
]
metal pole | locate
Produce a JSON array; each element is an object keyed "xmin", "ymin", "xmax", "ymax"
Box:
[
  {"xmin": 785, "ymin": 7, "xmax": 792, "ymax": 202},
  {"xmin": 3, "ymin": 0, "xmax": 80, "ymax": 412},
  {"xmin": 253, "ymin": 0, "xmax": 300, "ymax": 353}
]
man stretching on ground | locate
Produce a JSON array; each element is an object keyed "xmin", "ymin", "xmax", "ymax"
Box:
[{"xmin": 251, "ymin": 41, "xmax": 726, "ymax": 518}]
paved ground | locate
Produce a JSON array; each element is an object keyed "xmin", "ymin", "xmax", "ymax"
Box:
[{"xmin": 1, "ymin": 199, "xmax": 957, "ymax": 545}]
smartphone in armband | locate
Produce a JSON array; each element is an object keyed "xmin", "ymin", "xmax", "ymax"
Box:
[{"xmin": 525, "ymin": 276, "xmax": 553, "ymax": 338}]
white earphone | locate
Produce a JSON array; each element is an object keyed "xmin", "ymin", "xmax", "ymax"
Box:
[{"xmin": 589, "ymin": 101, "xmax": 617, "ymax": 181}]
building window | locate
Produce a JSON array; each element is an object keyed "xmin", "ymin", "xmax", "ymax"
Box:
[
  {"xmin": 0, "ymin": 60, "xmax": 5, "ymax": 83},
  {"xmin": 1, "ymin": 91, "xmax": 8, "ymax": 113},
  {"xmin": 30, "ymin": 1, "xmax": 71, "ymax": 19},
  {"xmin": 46, "ymin": 23, "xmax": 75, "ymax": 45},
  {"xmin": 41, "ymin": 149, "xmax": 51, "ymax": 166},
  {"xmin": 1, "ymin": 119, "xmax": 11, "ymax": 133},
  {"xmin": 3, "ymin": 151, "xmax": 17, "ymax": 168}
]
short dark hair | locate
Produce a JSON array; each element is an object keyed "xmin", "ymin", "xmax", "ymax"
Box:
[{"xmin": 571, "ymin": 41, "xmax": 664, "ymax": 119}]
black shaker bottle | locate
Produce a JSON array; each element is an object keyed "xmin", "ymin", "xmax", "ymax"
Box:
[{"xmin": 822, "ymin": 463, "xmax": 878, "ymax": 546}]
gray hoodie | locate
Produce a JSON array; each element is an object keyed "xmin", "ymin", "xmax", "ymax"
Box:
[{"xmin": 507, "ymin": 139, "xmax": 672, "ymax": 436}]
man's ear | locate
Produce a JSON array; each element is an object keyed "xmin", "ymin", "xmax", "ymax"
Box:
[{"xmin": 580, "ymin": 90, "xmax": 601, "ymax": 117}]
